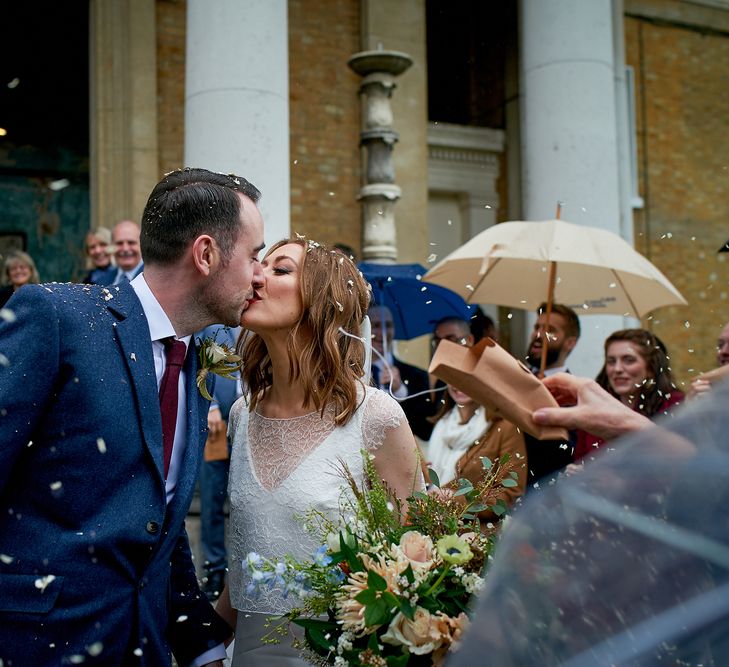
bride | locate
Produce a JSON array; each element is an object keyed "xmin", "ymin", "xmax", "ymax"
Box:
[{"xmin": 216, "ymin": 237, "xmax": 422, "ymax": 664}]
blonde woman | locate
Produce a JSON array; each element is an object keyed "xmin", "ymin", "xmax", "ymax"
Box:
[
  {"xmin": 216, "ymin": 238, "xmax": 422, "ymax": 664},
  {"xmin": 0, "ymin": 250, "xmax": 40, "ymax": 307},
  {"xmin": 82, "ymin": 227, "xmax": 116, "ymax": 284}
]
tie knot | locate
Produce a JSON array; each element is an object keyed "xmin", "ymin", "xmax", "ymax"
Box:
[{"xmin": 164, "ymin": 338, "xmax": 187, "ymax": 367}]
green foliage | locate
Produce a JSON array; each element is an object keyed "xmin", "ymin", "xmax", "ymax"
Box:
[{"xmin": 244, "ymin": 449, "xmax": 521, "ymax": 666}]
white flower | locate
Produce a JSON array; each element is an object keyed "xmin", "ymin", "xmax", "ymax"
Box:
[
  {"xmin": 207, "ymin": 341, "xmax": 228, "ymax": 364},
  {"xmin": 462, "ymin": 573, "xmax": 485, "ymax": 594}
]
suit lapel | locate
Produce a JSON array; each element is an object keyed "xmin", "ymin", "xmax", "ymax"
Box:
[{"xmin": 108, "ymin": 286, "xmax": 165, "ymax": 485}]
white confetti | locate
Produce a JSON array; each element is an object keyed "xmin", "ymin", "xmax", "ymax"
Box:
[
  {"xmin": 0, "ymin": 308, "xmax": 16, "ymax": 322},
  {"xmin": 130, "ymin": 353, "xmax": 137, "ymax": 362},
  {"xmin": 50, "ymin": 481, "xmax": 62, "ymax": 492},
  {"xmin": 35, "ymin": 574, "xmax": 56, "ymax": 592},
  {"xmin": 176, "ymin": 615, "xmax": 189, "ymax": 623},
  {"xmin": 0, "ymin": 553, "xmax": 14, "ymax": 564},
  {"xmin": 86, "ymin": 642, "xmax": 104, "ymax": 657},
  {"xmin": 97, "ymin": 438, "xmax": 107, "ymax": 454}
]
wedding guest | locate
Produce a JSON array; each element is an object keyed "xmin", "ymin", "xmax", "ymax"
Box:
[
  {"xmin": 429, "ymin": 316, "xmax": 474, "ymax": 404},
  {"xmin": 574, "ymin": 328, "xmax": 684, "ymax": 461},
  {"xmin": 469, "ymin": 306, "xmax": 498, "ymax": 343},
  {"xmin": 82, "ymin": 226, "xmax": 117, "ymax": 285},
  {"xmin": 425, "ymin": 382, "xmax": 527, "ymax": 523},
  {"xmin": 0, "ymin": 250, "xmax": 40, "ymax": 307},
  {"xmin": 687, "ymin": 320, "xmax": 729, "ymax": 399},
  {"xmin": 523, "ymin": 302, "xmax": 581, "ymax": 489},
  {"xmin": 196, "ymin": 324, "xmax": 241, "ymax": 602},
  {"xmin": 369, "ymin": 304, "xmax": 435, "ymax": 440},
  {"xmin": 110, "ymin": 219, "xmax": 144, "ymax": 284},
  {"xmin": 333, "ymin": 241, "xmax": 358, "ymax": 263},
  {"xmin": 216, "ymin": 238, "xmax": 422, "ymax": 665},
  {"xmin": 718, "ymin": 321, "xmax": 729, "ymax": 366}
]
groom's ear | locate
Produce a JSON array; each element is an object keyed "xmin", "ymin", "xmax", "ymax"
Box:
[{"xmin": 190, "ymin": 234, "xmax": 218, "ymax": 276}]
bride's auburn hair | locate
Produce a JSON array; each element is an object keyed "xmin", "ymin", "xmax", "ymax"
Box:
[{"xmin": 239, "ymin": 237, "xmax": 371, "ymax": 426}]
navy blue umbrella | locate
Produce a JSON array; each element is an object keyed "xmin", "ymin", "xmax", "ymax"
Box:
[{"xmin": 358, "ymin": 262, "xmax": 472, "ymax": 340}]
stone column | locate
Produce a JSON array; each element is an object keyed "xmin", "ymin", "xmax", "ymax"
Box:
[
  {"xmin": 349, "ymin": 50, "xmax": 412, "ymax": 263},
  {"xmin": 359, "ymin": 0, "xmax": 429, "ymax": 265},
  {"xmin": 90, "ymin": 0, "xmax": 159, "ymax": 228},
  {"xmin": 520, "ymin": 0, "xmax": 630, "ymax": 377},
  {"xmin": 185, "ymin": 0, "xmax": 290, "ymax": 243}
]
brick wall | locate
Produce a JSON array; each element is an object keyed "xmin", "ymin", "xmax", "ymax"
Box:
[
  {"xmin": 156, "ymin": 0, "xmax": 186, "ymax": 178},
  {"xmin": 625, "ymin": 13, "xmax": 729, "ymax": 385},
  {"xmin": 288, "ymin": 0, "xmax": 363, "ymax": 255}
]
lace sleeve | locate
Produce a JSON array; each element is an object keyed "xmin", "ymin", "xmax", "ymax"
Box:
[
  {"xmin": 227, "ymin": 396, "xmax": 246, "ymax": 439},
  {"xmin": 361, "ymin": 388, "xmax": 408, "ymax": 452}
]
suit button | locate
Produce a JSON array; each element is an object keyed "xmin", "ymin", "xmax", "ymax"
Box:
[{"xmin": 145, "ymin": 521, "xmax": 160, "ymax": 535}]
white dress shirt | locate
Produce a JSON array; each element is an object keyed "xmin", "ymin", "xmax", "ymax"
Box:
[{"xmin": 130, "ymin": 275, "xmax": 191, "ymax": 503}]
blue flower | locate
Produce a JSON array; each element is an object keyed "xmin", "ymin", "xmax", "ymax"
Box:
[
  {"xmin": 327, "ymin": 567, "xmax": 345, "ymax": 584},
  {"xmin": 313, "ymin": 544, "xmax": 333, "ymax": 566},
  {"xmin": 244, "ymin": 552, "xmax": 263, "ymax": 572}
]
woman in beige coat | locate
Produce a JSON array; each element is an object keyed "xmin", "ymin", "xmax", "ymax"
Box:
[{"xmin": 425, "ymin": 383, "xmax": 527, "ymax": 523}]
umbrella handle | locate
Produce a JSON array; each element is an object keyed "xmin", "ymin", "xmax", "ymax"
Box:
[{"xmin": 539, "ymin": 261, "xmax": 558, "ymax": 379}]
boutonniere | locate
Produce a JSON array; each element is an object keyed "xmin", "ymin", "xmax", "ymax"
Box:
[{"xmin": 196, "ymin": 336, "xmax": 242, "ymax": 401}]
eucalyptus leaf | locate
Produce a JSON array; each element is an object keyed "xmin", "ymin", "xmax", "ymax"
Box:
[{"xmin": 468, "ymin": 502, "xmax": 488, "ymax": 512}]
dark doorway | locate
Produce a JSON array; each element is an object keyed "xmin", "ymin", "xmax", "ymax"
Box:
[
  {"xmin": 0, "ymin": 3, "xmax": 90, "ymax": 282},
  {"xmin": 426, "ymin": 0, "xmax": 515, "ymax": 129}
]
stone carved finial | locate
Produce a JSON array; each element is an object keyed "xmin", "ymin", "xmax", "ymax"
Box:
[{"xmin": 348, "ymin": 50, "xmax": 413, "ymax": 263}]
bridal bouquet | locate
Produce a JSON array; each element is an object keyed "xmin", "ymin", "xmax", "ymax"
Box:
[{"xmin": 244, "ymin": 453, "xmax": 518, "ymax": 666}]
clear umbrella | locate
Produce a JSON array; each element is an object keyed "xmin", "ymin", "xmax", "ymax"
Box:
[{"xmin": 448, "ymin": 380, "xmax": 729, "ymax": 667}]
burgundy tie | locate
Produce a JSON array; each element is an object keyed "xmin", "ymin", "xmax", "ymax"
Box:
[{"xmin": 159, "ymin": 338, "xmax": 187, "ymax": 478}]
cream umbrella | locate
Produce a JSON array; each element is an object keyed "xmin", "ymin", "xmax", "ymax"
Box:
[{"xmin": 424, "ymin": 218, "xmax": 687, "ymax": 374}]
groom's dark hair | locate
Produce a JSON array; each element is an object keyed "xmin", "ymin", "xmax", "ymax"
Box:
[{"xmin": 140, "ymin": 167, "xmax": 261, "ymax": 265}]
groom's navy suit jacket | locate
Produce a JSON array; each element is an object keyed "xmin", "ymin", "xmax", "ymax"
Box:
[{"xmin": 0, "ymin": 282, "xmax": 230, "ymax": 666}]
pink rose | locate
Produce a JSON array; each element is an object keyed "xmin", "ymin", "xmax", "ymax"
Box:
[
  {"xmin": 398, "ymin": 531, "xmax": 435, "ymax": 572},
  {"xmin": 381, "ymin": 608, "xmax": 445, "ymax": 655}
]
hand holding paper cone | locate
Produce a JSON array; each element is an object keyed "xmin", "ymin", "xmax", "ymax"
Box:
[{"xmin": 429, "ymin": 338, "xmax": 568, "ymax": 441}]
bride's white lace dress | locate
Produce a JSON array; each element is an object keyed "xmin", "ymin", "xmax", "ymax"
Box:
[{"xmin": 227, "ymin": 386, "xmax": 407, "ymax": 665}]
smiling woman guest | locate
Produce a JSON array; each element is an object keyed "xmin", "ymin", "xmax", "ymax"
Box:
[
  {"xmin": 215, "ymin": 237, "xmax": 422, "ymax": 665},
  {"xmin": 0, "ymin": 250, "xmax": 40, "ymax": 307},
  {"xmin": 575, "ymin": 328, "xmax": 684, "ymax": 461},
  {"xmin": 82, "ymin": 227, "xmax": 116, "ymax": 285}
]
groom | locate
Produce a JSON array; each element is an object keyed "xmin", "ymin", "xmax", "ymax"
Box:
[{"xmin": 0, "ymin": 169, "xmax": 265, "ymax": 666}]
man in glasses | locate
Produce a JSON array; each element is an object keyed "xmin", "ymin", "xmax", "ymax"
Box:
[{"xmin": 431, "ymin": 316, "xmax": 475, "ymax": 353}]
